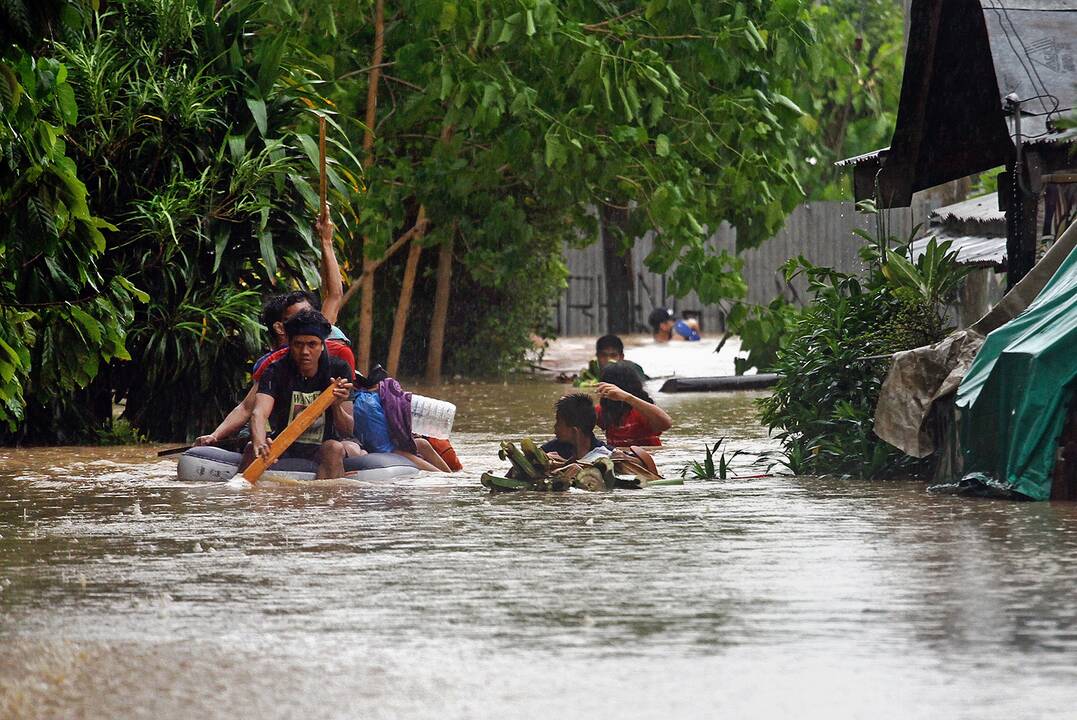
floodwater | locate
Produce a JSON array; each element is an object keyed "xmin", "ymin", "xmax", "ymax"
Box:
[{"xmin": 2, "ymin": 340, "xmax": 1077, "ymax": 719}]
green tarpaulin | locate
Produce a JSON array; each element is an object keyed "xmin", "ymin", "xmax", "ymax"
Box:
[{"xmin": 955, "ymin": 240, "xmax": 1077, "ymax": 500}]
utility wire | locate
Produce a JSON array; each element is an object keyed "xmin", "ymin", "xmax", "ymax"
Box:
[{"xmin": 983, "ymin": 0, "xmax": 1063, "ymax": 122}]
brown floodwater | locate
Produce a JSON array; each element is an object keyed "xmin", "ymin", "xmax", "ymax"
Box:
[{"xmin": 2, "ymin": 365, "xmax": 1077, "ymax": 718}]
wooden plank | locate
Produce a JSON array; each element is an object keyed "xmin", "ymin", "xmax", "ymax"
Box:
[{"xmin": 243, "ymin": 385, "xmax": 338, "ymax": 483}]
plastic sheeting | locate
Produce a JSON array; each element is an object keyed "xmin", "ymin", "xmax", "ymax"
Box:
[
  {"xmin": 874, "ymin": 330, "xmax": 984, "ymax": 458},
  {"xmin": 956, "ymin": 221, "xmax": 1077, "ymax": 500}
]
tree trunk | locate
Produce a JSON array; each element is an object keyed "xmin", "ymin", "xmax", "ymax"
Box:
[
  {"xmin": 600, "ymin": 204, "xmax": 634, "ymax": 335},
  {"xmin": 356, "ymin": 0, "xmax": 385, "ymax": 375},
  {"xmin": 386, "ymin": 237, "xmax": 423, "ymax": 377},
  {"xmin": 424, "ymin": 234, "xmax": 454, "ymax": 385}
]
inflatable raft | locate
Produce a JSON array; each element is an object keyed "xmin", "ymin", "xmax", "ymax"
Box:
[{"xmin": 176, "ymin": 446, "xmax": 420, "ymax": 483}]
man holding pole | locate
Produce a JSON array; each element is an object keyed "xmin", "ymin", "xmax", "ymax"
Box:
[
  {"xmin": 193, "ymin": 115, "xmax": 353, "ymax": 448},
  {"xmin": 242, "ymin": 309, "xmax": 355, "ymax": 479}
]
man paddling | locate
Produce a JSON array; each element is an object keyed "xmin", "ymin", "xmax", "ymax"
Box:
[
  {"xmin": 242, "ymin": 309, "xmax": 355, "ymax": 479},
  {"xmin": 195, "ymin": 211, "xmax": 355, "ymax": 447}
]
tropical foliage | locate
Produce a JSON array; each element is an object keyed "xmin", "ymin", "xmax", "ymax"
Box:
[
  {"xmin": 680, "ymin": 438, "xmax": 748, "ymax": 480},
  {"xmin": 791, "ymin": 0, "xmax": 904, "ymax": 199},
  {"xmin": 759, "ymin": 229, "xmax": 970, "ymax": 479},
  {"xmin": 275, "ymin": 0, "xmax": 823, "ymax": 369},
  {"xmin": 0, "ymin": 0, "xmax": 909, "ymax": 442},
  {"xmin": 2, "ymin": 0, "xmax": 352, "ymax": 441},
  {"xmin": 0, "ymin": 43, "xmax": 144, "ymax": 435},
  {"xmin": 58, "ymin": 0, "xmax": 349, "ymax": 440}
]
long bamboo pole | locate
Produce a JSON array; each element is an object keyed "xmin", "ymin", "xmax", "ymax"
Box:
[{"xmin": 319, "ymin": 115, "xmax": 327, "ymax": 211}]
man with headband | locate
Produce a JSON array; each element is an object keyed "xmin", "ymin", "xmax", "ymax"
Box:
[{"xmin": 245, "ymin": 309, "xmax": 355, "ymax": 479}]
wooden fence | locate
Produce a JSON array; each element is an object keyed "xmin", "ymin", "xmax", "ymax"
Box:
[{"xmin": 552, "ymin": 200, "xmax": 931, "ymax": 336}]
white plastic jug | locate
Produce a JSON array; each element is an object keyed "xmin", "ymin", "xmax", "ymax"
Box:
[{"xmin": 410, "ymin": 395, "xmax": 456, "ymax": 439}]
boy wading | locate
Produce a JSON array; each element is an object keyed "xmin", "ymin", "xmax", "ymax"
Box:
[{"xmin": 245, "ymin": 309, "xmax": 355, "ymax": 478}]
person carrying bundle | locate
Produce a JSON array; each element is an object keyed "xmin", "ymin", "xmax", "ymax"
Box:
[
  {"xmin": 541, "ymin": 393, "xmax": 612, "ymax": 465},
  {"xmin": 484, "ymin": 392, "xmax": 665, "ymax": 492}
]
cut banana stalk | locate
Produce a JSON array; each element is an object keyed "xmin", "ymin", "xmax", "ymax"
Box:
[
  {"xmin": 502, "ymin": 441, "xmax": 541, "ymax": 479},
  {"xmin": 520, "ymin": 438, "xmax": 550, "ymax": 473},
  {"xmin": 572, "ymin": 466, "xmax": 608, "ymax": 492}
]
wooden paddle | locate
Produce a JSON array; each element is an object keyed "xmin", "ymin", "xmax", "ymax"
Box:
[
  {"xmin": 239, "ymin": 383, "xmax": 339, "ymax": 484},
  {"xmin": 158, "ymin": 445, "xmax": 194, "ymax": 457},
  {"xmin": 158, "ymin": 437, "xmax": 242, "ymax": 457}
]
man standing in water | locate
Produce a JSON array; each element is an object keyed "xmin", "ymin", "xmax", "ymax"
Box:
[
  {"xmin": 648, "ymin": 307, "xmax": 701, "ymax": 342},
  {"xmin": 244, "ymin": 309, "xmax": 355, "ymax": 479}
]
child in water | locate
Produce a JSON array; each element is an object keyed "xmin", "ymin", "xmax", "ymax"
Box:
[
  {"xmin": 595, "ymin": 362, "xmax": 672, "ymax": 447},
  {"xmin": 541, "ymin": 393, "xmax": 613, "ymax": 464},
  {"xmin": 649, "ymin": 307, "xmax": 701, "ymax": 342},
  {"xmin": 574, "ymin": 334, "xmax": 648, "ymax": 387}
]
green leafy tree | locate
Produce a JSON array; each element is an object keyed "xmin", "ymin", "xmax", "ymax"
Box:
[
  {"xmin": 1, "ymin": 0, "xmax": 362, "ymax": 441},
  {"xmin": 58, "ymin": 0, "xmax": 359, "ymax": 440},
  {"xmin": 0, "ymin": 47, "xmax": 144, "ymax": 436},
  {"xmin": 268, "ymin": 0, "xmax": 820, "ymax": 371},
  {"xmin": 791, "ymin": 0, "xmax": 904, "ymax": 199}
]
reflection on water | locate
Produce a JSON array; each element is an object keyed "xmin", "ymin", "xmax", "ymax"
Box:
[{"xmin": 2, "ymin": 378, "xmax": 1077, "ymax": 719}]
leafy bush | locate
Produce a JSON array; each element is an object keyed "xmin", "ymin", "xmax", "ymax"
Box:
[
  {"xmin": 3, "ymin": 0, "xmax": 354, "ymax": 442},
  {"xmin": 759, "ymin": 236, "xmax": 966, "ymax": 479},
  {"xmin": 725, "ymin": 296, "xmax": 803, "ymax": 375},
  {"xmin": 0, "ymin": 47, "xmax": 145, "ymax": 435}
]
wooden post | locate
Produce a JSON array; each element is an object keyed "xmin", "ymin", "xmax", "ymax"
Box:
[
  {"xmin": 424, "ymin": 234, "xmax": 454, "ymax": 385},
  {"xmin": 386, "ymin": 208, "xmax": 427, "ymax": 376},
  {"xmin": 1004, "ymin": 163, "xmax": 1038, "ymax": 290},
  {"xmin": 357, "ymin": 0, "xmax": 385, "ymax": 375}
]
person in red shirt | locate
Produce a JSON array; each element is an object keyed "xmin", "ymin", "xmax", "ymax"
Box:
[
  {"xmin": 195, "ymin": 209, "xmax": 354, "ymax": 447},
  {"xmin": 595, "ymin": 362, "xmax": 672, "ymax": 447}
]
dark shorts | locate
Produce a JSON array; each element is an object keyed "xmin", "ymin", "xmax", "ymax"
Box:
[{"xmin": 278, "ymin": 441, "xmax": 322, "ymax": 461}]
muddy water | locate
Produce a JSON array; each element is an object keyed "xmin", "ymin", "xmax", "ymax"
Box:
[{"xmin": 2, "ymin": 371, "xmax": 1077, "ymax": 718}]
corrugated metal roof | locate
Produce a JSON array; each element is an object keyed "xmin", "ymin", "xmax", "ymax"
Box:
[
  {"xmin": 1026, "ymin": 123, "xmax": 1077, "ymax": 147},
  {"xmin": 989, "ymin": 1, "xmax": 1077, "ymax": 11},
  {"xmin": 982, "ymin": 2, "xmax": 1077, "ymax": 111},
  {"xmin": 835, "ymin": 147, "xmax": 888, "ymax": 168},
  {"xmin": 929, "ymin": 193, "xmax": 1006, "ymax": 223},
  {"xmin": 838, "ymin": 1, "xmax": 1075, "ymax": 202},
  {"xmin": 911, "ymin": 230, "xmax": 1007, "ymax": 268}
]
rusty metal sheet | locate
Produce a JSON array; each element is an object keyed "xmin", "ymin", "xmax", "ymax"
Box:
[{"xmin": 835, "ymin": 147, "xmax": 888, "ymax": 168}]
